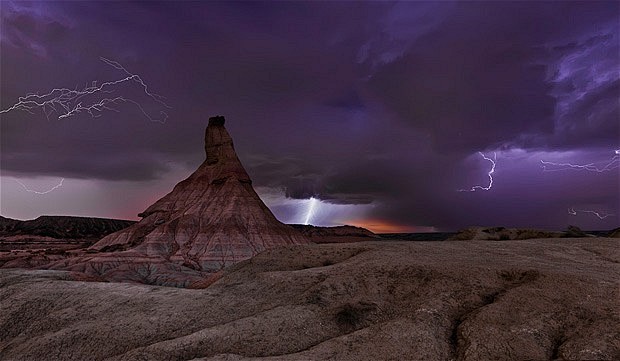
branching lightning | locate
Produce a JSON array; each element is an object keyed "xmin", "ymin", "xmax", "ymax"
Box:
[
  {"xmin": 304, "ymin": 197, "xmax": 318, "ymax": 225},
  {"xmin": 541, "ymin": 149, "xmax": 619, "ymax": 173},
  {"xmin": 568, "ymin": 207, "xmax": 614, "ymax": 220},
  {"xmin": 0, "ymin": 57, "xmax": 170, "ymax": 123},
  {"xmin": 458, "ymin": 152, "xmax": 497, "ymax": 192},
  {"xmin": 14, "ymin": 178, "xmax": 65, "ymax": 195}
]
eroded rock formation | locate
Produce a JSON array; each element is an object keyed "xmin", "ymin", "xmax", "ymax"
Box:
[{"xmin": 93, "ymin": 115, "xmax": 308, "ymax": 269}]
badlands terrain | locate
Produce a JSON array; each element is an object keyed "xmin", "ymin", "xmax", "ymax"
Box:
[{"xmin": 1, "ymin": 237, "xmax": 618, "ymax": 360}]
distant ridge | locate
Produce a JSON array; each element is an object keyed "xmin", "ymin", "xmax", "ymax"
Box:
[
  {"xmin": 290, "ymin": 224, "xmax": 379, "ymax": 243},
  {"xmin": 0, "ymin": 215, "xmax": 135, "ymax": 240}
]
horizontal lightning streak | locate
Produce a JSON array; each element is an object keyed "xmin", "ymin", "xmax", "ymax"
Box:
[
  {"xmin": 568, "ymin": 207, "xmax": 614, "ymax": 220},
  {"xmin": 14, "ymin": 178, "xmax": 65, "ymax": 195},
  {"xmin": 0, "ymin": 57, "xmax": 170, "ymax": 123},
  {"xmin": 541, "ymin": 149, "xmax": 619, "ymax": 173}
]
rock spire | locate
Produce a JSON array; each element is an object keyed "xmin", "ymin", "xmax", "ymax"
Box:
[{"xmin": 91, "ymin": 116, "xmax": 309, "ymax": 271}]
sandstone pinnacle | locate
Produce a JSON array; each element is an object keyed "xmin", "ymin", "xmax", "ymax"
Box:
[{"xmin": 91, "ymin": 116, "xmax": 309, "ymax": 271}]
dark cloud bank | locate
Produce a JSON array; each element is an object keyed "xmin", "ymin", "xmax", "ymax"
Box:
[{"xmin": 1, "ymin": 1, "xmax": 618, "ymax": 230}]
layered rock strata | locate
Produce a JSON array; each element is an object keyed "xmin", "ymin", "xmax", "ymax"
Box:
[{"xmin": 91, "ymin": 116, "xmax": 309, "ymax": 271}]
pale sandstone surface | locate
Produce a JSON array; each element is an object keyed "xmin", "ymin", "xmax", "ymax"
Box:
[{"xmin": 1, "ymin": 238, "xmax": 618, "ymax": 361}]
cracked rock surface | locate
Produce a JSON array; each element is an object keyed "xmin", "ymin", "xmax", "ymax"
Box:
[{"xmin": 1, "ymin": 238, "xmax": 618, "ymax": 360}]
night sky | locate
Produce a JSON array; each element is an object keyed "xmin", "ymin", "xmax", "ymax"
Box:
[{"xmin": 1, "ymin": 1, "xmax": 618, "ymax": 232}]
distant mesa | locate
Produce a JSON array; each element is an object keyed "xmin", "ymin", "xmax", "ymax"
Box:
[
  {"xmin": 447, "ymin": 225, "xmax": 602, "ymax": 241},
  {"xmin": 608, "ymin": 227, "xmax": 620, "ymax": 238},
  {"xmin": 291, "ymin": 224, "xmax": 380, "ymax": 243}
]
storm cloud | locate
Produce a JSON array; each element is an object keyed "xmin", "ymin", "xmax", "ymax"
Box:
[{"xmin": 1, "ymin": 1, "xmax": 618, "ymax": 231}]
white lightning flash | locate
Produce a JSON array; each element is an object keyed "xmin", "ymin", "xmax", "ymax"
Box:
[
  {"xmin": 541, "ymin": 149, "xmax": 619, "ymax": 173},
  {"xmin": 458, "ymin": 152, "xmax": 497, "ymax": 192},
  {"xmin": 304, "ymin": 197, "xmax": 318, "ymax": 225},
  {"xmin": 568, "ymin": 207, "xmax": 614, "ymax": 220},
  {"xmin": 14, "ymin": 178, "xmax": 64, "ymax": 195},
  {"xmin": 0, "ymin": 57, "xmax": 170, "ymax": 123}
]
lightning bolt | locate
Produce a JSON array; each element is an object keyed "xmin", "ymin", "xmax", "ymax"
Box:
[
  {"xmin": 458, "ymin": 152, "xmax": 497, "ymax": 192},
  {"xmin": 0, "ymin": 57, "xmax": 170, "ymax": 123},
  {"xmin": 541, "ymin": 149, "xmax": 619, "ymax": 173},
  {"xmin": 14, "ymin": 178, "xmax": 65, "ymax": 195},
  {"xmin": 568, "ymin": 207, "xmax": 614, "ymax": 220},
  {"xmin": 304, "ymin": 197, "xmax": 318, "ymax": 225}
]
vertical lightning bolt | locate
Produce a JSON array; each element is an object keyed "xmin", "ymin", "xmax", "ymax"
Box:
[
  {"xmin": 0, "ymin": 57, "xmax": 170, "ymax": 123},
  {"xmin": 568, "ymin": 207, "xmax": 614, "ymax": 220},
  {"xmin": 541, "ymin": 149, "xmax": 619, "ymax": 173},
  {"xmin": 458, "ymin": 152, "xmax": 497, "ymax": 192},
  {"xmin": 14, "ymin": 178, "xmax": 65, "ymax": 195},
  {"xmin": 304, "ymin": 197, "xmax": 318, "ymax": 225}
]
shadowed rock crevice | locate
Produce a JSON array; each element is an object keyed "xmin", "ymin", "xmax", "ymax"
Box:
[
  {"xmin": 334, "ymin": 301, "xmax": 379, "ymax": 332},
  {"xmin": 450, "ymin": 290, "xmax": 503, "ymax": 359},
  {"xmin": 450, "ymin": 269, "xmax": 542, "ymax": 360},
  {"xmin": 550, "ymin": 332, "xmax": 566, "ymax": 360}
]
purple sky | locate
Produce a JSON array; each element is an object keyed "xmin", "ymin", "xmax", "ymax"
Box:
[{"xmin": 1, "ymin": 1, "xmax": 618, "ymax": 232}]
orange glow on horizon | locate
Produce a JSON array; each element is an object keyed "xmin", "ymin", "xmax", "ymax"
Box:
[{"xmin": 344, "ymin": 219, "xmax": 436, "ymax": 234}]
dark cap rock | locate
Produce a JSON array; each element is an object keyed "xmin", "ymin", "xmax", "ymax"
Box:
[{"xmin": 208, "ymin": 115, "xmax": 226, "ymax": 126}]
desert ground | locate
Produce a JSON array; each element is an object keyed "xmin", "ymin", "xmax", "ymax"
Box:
[{"xmin": 1, "ymin": 237, "xmax": 618, "ymax": 361}]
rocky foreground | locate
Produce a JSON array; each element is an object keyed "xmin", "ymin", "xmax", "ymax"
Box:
[{"xmin": 1, "ymin": 238, "xmax": 618, "ymax": 361}]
